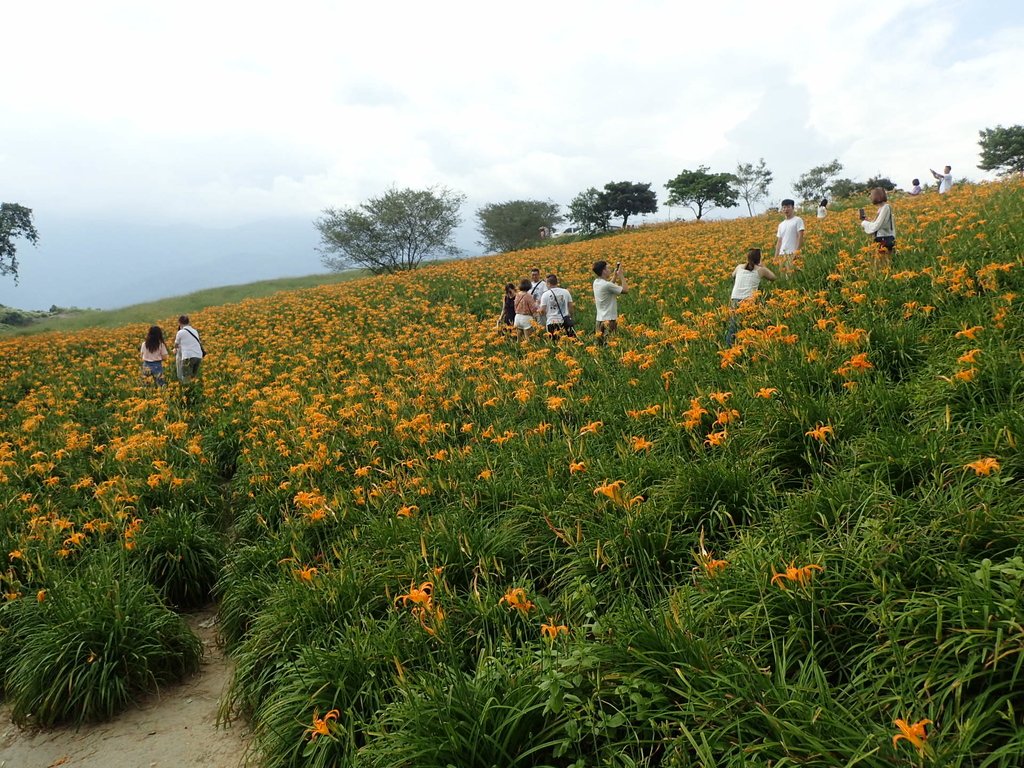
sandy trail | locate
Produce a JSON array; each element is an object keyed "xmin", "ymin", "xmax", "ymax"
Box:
[{"xmin": 0, "ymin": 608, "xmax": 250, "ymax": 768}]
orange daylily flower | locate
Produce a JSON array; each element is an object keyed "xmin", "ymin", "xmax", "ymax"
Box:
[
  {"xmin": 541, "ymin": 620, "xmax": 569, "ymax": 640},
  {"xmin": 964, "ymin": 457, "xmax": 1000, "ymax": 476},
  {"xmin": 579, "ymin": 421, "xmax": 603, "ymax": 435},
  {"xmin": 305, "ymin": 709, "xmax": 340, "ymax": 740},
  {"xmin": 955, "ymin": 325, "xmax": 983, "ymax": 339},
  {"xmin": 754, "ymin": 387, "xmax": 778, "ymax": 399},
  {"xmin": 499, "ymin": 587, "xmax": 534, "ymax": 615},
  {"xmin": 569, "ymin": 461, "xmax": 586, "ymax": 474},
  {"xmin": 805, "ymin": 424, "xmax": 834, "ymax": 443},
  {"xmin": 771, "ymin": 561, "xmax": 824, "ymax": 589},
  {"xmin": 892, "ymin": 718, "xmax": 931, "ymax": 755},
  {"xmin": 629, "ymin": 436, "xmax": 654, "ymax": 452}
]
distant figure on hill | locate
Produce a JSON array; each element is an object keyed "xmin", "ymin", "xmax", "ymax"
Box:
[
  {"xmin": 592, "ymin": 259, "xmax": 628, "ymax": 345},
  {"xmin": 175, "ymin": 315, "xmax": 204, "ymax": 383},
  {"xmin": 909, "ymin": 178, "xmax": 923, "ymax": 195},
  {"xmin": 930, "ymin": 165, "xmax": 953, "ymax": 193},
  {"xmin": 539, "ymin": 273, "xmax": 576, "ymax": 341},
  {"xmin": 512, "ymin": 279, "xmax": 540, "ymax": 343},
  {"xmin": 140, "ymin": 325, "xmax": 168, "ymax": 387},
  {"xmin": 860, "ymin": 187, "xmax": 896, "ymax": 269},
  {"xmin": 817, "ymin": 199, "xmax": 828, "ymax": 218},
  {"xmin": 774, "ymin": 199, "xmax": 805, "ymax": 277},
  {"xmin": 726, "ymin": 248, "xmax": 776, "ymax": 346}
]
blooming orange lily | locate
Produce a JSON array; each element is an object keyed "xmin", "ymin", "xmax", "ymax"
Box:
[
  {"xmin": 892, "ymin": 718, "xmax": 931, "ymax": 755},
  {"xmin": 499, "ymin": 587, "xmax": 534, "ymax": 615},
  {"xmin": 771, "ymin": 561, "xmax": 824, "ymax": 589},
  {"xmin": 305, "ymin": 708, "xmax": 340, "ymax": 740},
  {"xmin": 964, "ymin": 457, "xmax": 1000, "ymax": 476}
]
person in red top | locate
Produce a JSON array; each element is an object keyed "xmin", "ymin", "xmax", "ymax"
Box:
[{"xmin": 512, "ymin": 278, "xmax": 540, "ymax": 343}]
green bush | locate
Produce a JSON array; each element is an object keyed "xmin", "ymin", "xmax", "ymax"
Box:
[
  {"xmin": 3, "ymin": 560, "xmax": 201, "ymax": 725},
  {"xmin": 132, "ymin": 506, "xmax": 225, "ymax": 609}
]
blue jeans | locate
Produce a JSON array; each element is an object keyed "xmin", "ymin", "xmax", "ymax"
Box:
[{"xmin": 142, "ymin": 361, "xmax": 166, "ymax": 387}]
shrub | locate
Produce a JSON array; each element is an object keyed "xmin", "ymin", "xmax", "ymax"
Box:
[{"xmin": 132, "ymin": 506, "xmax": 224, "ymax": 609}]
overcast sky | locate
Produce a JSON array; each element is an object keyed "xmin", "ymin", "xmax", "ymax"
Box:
[{"xmin": 2, "ymin": 0, "xmax": 1022, "ymax": 309}]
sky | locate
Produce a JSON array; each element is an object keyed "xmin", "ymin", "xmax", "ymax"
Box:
[{"xmin": 2, "ymin": 0, "xmax": 1022, "ymax": 309}]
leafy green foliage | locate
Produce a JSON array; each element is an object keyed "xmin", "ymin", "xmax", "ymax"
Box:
[
  {"xmin": 476, "ymin": 199, "xmax": 564, "ymax": 253},
  {"xmin": 3, "ymin": 560, "xmax": 201, "ymax": 725},
  {"xmin": 316, "ymin": 186, "xmax": 465, "ymax": 275},
  {"xmin": 132, "ymin": 507, "xmax": 224, "ymax": 609},
  {"xmin": 794, "ymin": 158, "xmax": 844, "ymax": 203},
  {"xmin": 0, "ymin": 203, "xmax": 40, "ymax": 283},
  {"xmin": 601, "ymin": 181, "xmax": 657, "ymax": 228},
  {"xmin": 732, "ymin": 158, "xmax": 773, "ymax": 216},
  {"xmin": 978, "ymin": 124, "xmax": 1024, "ymax": 175},
  {"xmin": 567, "ymin": 187, "xmax": 612, "ymax": 233},
  {"xmin": 664, "ymin": 165, "xmax": 739, "ymax": 220}
]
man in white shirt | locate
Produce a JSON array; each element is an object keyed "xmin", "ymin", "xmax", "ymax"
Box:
[
  {"xmin": 174, "ymin": 315, "xmax": 204, "ymax": 383},
  {"xmin": 774, "ymin": 199, "xmax": 805, "ymax": 277},
  {"xmin": 592, "ymin": 259, "xmax": 628, "ymax": 345},
  {"xmin": 528, "ymin": 267, "xmax": 548, "ymax": 303},
  {"xmin": 930, "ymin": 165, "xmax": 953, "ymax": 194},
  {"xmin": 538, "ymin": 274, "xmax": 575, "ymax": 340}
]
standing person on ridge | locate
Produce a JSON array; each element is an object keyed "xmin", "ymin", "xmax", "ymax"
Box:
[
  {"xmin": 512, "ymin": 279, "xmax": 540, "ymax": 344},
  {"xmin": 930, "ymin": 165, "xmax": 953, "ymax": 194},
  {"xmin": 592, "ymin": 259, "xmax": 628, "ymax": 345},
  {"xmin": 859, "ymin": 187, "xmax": 896, "ymax": 270},
  {"xmin": 774, "ymin": 199, "xmax": 805, "ymax": 277},
  {"xmin": 174, "ymin": 315, "xmax": 204, "ymax": 383}
]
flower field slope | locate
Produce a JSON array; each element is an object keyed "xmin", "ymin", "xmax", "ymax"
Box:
[{"xmin": 2, "ymin": 181, "xmax": 1023, "ymax": 765}]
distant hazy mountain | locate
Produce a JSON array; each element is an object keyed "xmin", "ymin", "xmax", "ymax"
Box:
[{"xmin": 0, "ymin": 216, "xmax": 323, "ymax": 311}]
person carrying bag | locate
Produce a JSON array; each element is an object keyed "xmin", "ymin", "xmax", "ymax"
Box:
[{"xmin": 538, "ymin": 273, "xmax": 576, "ymax": 341}]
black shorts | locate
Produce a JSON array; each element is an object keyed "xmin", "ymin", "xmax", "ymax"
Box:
[{"xmin": 874, "ymin": 235, "xmax": 896, "ymax": 253}]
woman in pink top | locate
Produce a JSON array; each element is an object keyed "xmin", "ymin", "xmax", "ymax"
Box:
[
  {"xmin": 512, "ymin": 278, "xmax": 540, "ymax": 343},
  {"xmin": 140, "ymin": 325, "xmax": 169, "ymax": 387}
]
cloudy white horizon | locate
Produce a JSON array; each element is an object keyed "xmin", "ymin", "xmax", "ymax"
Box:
[{"xmin": 2, "ymin": 0, "xmax": 1022, "ymax": 310}]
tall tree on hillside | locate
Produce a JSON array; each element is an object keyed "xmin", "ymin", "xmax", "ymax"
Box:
[
  {"xmin": 567, "ymin": 187, "xmax": 613, "ymax": 234},
  {"xmin": 476, "ymin": 200, "xmax": 563, "ymax": 253},
  {"xmin": 794, "ymin": 159, "xmax": 843, "ymax": 203},
  {"xmin": 316, "ymin": 187, "xmax": 465, "ymax": 275},
  {"xmin": 602, "ymin": 181, "xmax": 658, "ymax": 228},
  {"xmin": 978, "ymin": 125, "xmax": 1024, "ymax": 175},
  {"xmin": 0, "ymin": 204, "xmax": 40, "ymax": 284},
  {"xmin": 665, "ymin": 166, "xmax": 739, "ymax": 220},
  {"xmin": 732, "ymin": 159, "xmax": 773, "ymax": 216},
  {"xmin": 864, "ymin": 175, "xmax": 896, "ymax": 191},
  {"xmin": 827, "ymin": 178, "xmax": 864, "ymax": 200}
]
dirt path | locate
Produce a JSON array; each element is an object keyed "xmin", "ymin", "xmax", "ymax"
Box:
[{"xmin": 0, "ymin": 609, "xmax": 250, "ymax": 768}]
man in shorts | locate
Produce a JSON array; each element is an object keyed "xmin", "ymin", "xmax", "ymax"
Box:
[
  {"xmin": 592, "ymin": 260, "xmax": 628, "ymax": 345},
  {"xmin": 539, "ymin": 273, "xmax": 575, "ymax": 340},
  {"xmin": 774, "ymin": 199, "xmax": 805, "ymax": 276}
]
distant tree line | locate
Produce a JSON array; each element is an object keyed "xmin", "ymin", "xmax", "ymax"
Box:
[{"xmin": 308, "ymin": 123, "xmax": 1022, "ymax": 275}]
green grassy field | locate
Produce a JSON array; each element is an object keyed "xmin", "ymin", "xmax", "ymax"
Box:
[{"xmin": 0, "ymin": 270, "xmax": 367, "ymax": 336}]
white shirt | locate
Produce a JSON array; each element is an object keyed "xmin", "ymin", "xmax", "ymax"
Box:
[
  {"xmin": 529, "ymin": 280, "xmax": 548, "ymax": 302},
  {"xmin": 910, "ymin": 184, "xmax": 922, "ymax": 195},
  {"xmin": 593, "ymin": 278, "xmax": 623, "ymax": 321},
  {"xmin": 776, "ymin": 216, "xmax": 805, "ymax": 254},
  {"xmin": 730, "ymin": 265, "xmax": 764, "ymax": 301},
  {"xmin": 816, "ymin": 206, "xmax": 827, "ymax": 219},
  {"xmin": 938, "ymin": 174, "xmax": 953, "ymax": 194},
  {"xmin": 861, "ymin": 204, "xmax": 895, "ymax": 238},
  {"xmin": 539, "ymin": 287, "xmax": 573, "ymax": 325},
  {"xmin": 175, "ymin": 325, "xmax": 204, "ymax": 360}
]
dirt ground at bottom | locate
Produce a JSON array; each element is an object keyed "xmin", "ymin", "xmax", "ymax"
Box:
[{"xmin": 0, "ymin": 608, "xmax": 250, "ymax": 768}]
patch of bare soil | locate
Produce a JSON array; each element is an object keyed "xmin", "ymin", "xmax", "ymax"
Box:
[{"xmin": 0, "ymin": 608, "xmax": 250, "ymax": 768}]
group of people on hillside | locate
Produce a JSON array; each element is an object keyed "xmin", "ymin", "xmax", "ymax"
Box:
[
  {"xmin": 499, "ymin": 261, "xmax": 629, "ymax": 346},
  {"xmin": 138, "ymin": 315, "xmax": 204, "ymax": 387},
  {"xmin": 499, "ymin": 164, "xmax": 955, "ymax": 349}
]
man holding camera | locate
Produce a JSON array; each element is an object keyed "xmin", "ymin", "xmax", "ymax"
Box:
[{"xmin": 592, "ymin": 260, "xmax": 628, "ymax": 345}]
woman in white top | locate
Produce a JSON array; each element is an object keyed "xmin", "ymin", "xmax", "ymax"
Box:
[
  {"xmin": 726, "ymin": 248, "xmax": 776, "ymax": 345},
  {"xmin": 817, "ymin": 198, "xmax": 828, "ymax": 218},
  {"xmin": 860, "ymin": 187, "xmax": 896, "ymax": 269}
]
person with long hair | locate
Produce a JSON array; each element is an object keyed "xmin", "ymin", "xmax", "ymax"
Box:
[
  {"xmin": 860, "ymin": 187, "xmax": 896, "ymax": 269},
  {"xmin": 498, "ymin": 282, "xmax": 516, "ymax": 331},
  {"xmin": 725, "ymin": 248, "xmax": 776, "ymax": 345},
  {"xmin": 512, "ymin": 278, "xmax": 540, "ymax": 343},
  {"xmin": 140, "ymin": 325, "xmax": 169, "ymax": 387}
]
